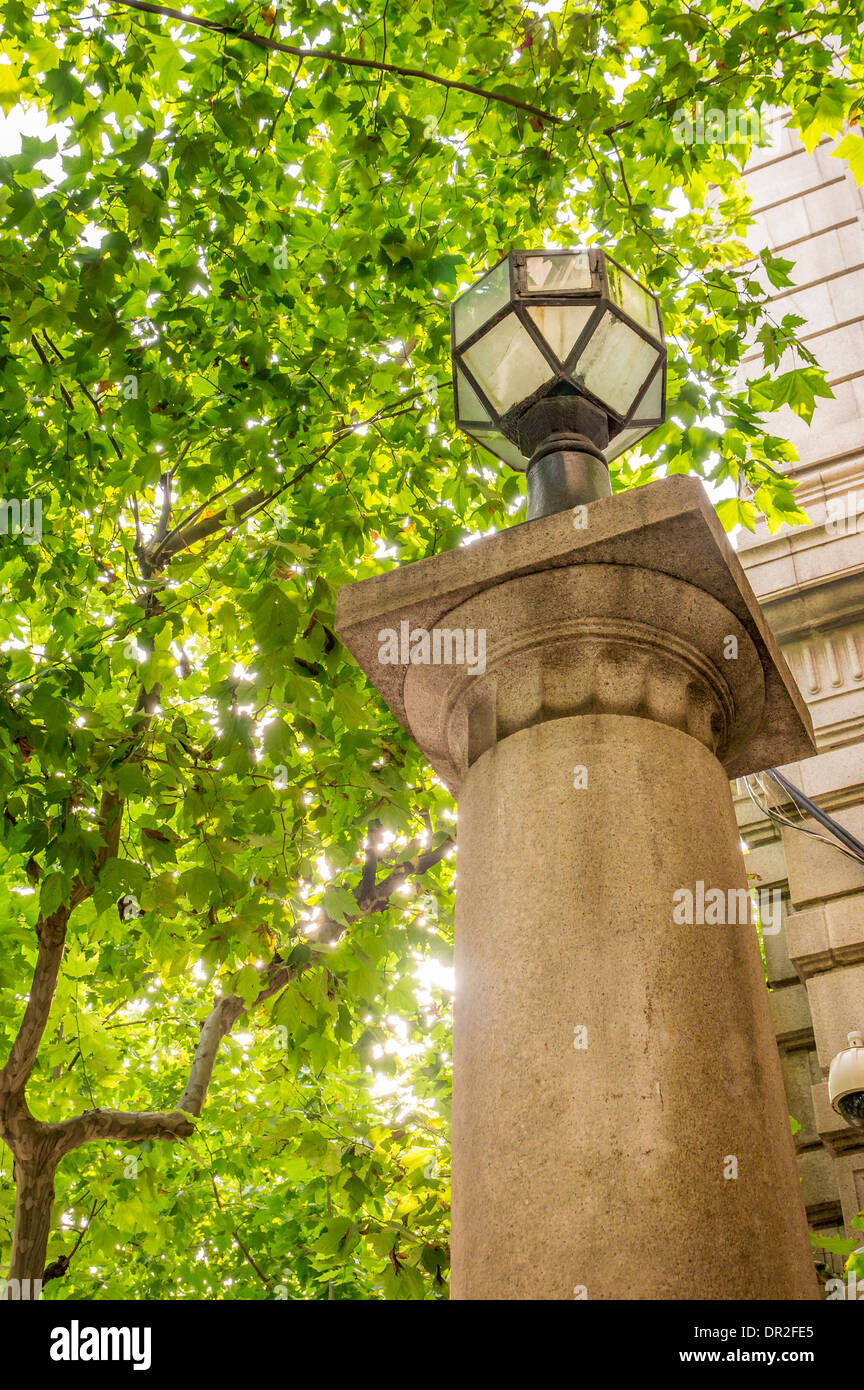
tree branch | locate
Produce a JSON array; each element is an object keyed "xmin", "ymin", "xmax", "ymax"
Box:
[
  {"xmin": 53, "ymin": 1108, "xmax": 195, "ymax": 1157},
  {"xmin": 153, "ymin": 468, "xmax": 175, "ymax": 547},
  {"xmin": 107, "ymin": 0, "xmax": 560, "ymax": 125},
  {"xmin": 356, "ymin": 836, "xmax": 453, "ymax": 913},
  {"xmin": 176, "ymin": 994, "xmax": 246, "ymax": 1117},
  {"xmin": 156, "ymin": 486, "xmax": 270, "ymax": 561},
  {"xmin": 150, "ymin": 395, "xmax": 422, "ymax": 570},
  {"xmin": 43, "ymin": 1198, "xmax": 105, "ymax": 1286},
  {"xmin": 358, "ymin": 821, "xmax": 380, "ymax": 902},
  {"xmin": 154, "ymin": 466, "xmax": 255, "ymax": 559},
  {"xmin": 0, "ymin": 908, "xmax": 70, "ymax": 1096},
  {"xmin": 176, "ymin": 832, "xmax": 454, "ymax": 1115},
  {"xmin": 210, "ymin": 1175, "xmax": 273, "ymax": 1291},
  {"xmin": 4, "ymin": 821, "xmax": 452, "ymax": 1178},
  {"xmin": 1, "ymin": 716, "xmax": 141, "ymax": 1106}
]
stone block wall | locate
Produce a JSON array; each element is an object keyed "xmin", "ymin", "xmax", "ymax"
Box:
[{"xmin": 733, "ymin": 110, "xmax": 864, "ymax": 1248}]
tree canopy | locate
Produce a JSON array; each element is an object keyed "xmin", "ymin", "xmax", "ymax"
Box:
[{"xmin": 0, "ymin": 0, "xmax": 862, "ymax": 1299}]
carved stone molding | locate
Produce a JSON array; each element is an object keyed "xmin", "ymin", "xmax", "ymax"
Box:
[
  {"xmin": 785, "ymin": 624, "xmax": 864, "ymax": 697},
  {"xmin": 335, "ymin": 476, "xmax": 815, "ymax": 793},
  {"xmin": 403, "ymin": 563, "xmax": 766, "ymax": 790}
]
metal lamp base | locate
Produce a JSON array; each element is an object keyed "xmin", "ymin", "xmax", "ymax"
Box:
[
  {"xmin": 516, "ymin": 395, "xmax": 612, "ymax": 520},
  {"xmin": 525, "ymin": 449, "xmax": 612, "ymax": 521}
]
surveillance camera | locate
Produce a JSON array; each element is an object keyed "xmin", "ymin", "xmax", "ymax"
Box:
[{"xmin": 829, "ymin": 1031, "xmax": 864, "ymax": 1131}]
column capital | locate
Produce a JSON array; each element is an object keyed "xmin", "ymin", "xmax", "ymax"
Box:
[
  {"xmin": 336, "ymin": 476, "xmax": 815, "ymax": 793},
  {"xmin": 402, "ymin": 563, "xmax": 764, "ymax": 787}
]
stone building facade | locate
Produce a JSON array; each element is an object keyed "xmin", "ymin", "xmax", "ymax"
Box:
[{"xmin": 733, "ymin": 111, "xmax": 864, "ymax": 1260}]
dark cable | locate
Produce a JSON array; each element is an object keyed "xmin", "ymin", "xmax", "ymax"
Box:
[
  {"xmin": 766, "ymin": 767, "xmax": 864, "ymax": 866},
  {"xmin": 744, "ymin": 777, "xmax": 862, "ymax": 863}
]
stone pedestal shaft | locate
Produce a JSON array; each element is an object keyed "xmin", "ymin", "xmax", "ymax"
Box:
[{"xmin": 454, "ymin": 715, "xmax": 814, "ymax": 1299}]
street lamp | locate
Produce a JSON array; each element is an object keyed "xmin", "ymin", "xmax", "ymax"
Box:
[{"xmin": 451, "ymin": 248, "xmax": 666, "ymax": 520}]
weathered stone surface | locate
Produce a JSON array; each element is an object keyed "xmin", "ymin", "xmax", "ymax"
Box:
[
  {"xmin": 781, "ymin": 1047, "xmax": 821, "ymax": 1150},
  {"xmin": 451, "ymin": 715, "xmax": 818, "ymax": 1299},
  {"xmin": 779, "ymin": 809, "xmax": 864, "ymax": 911},
  {"xmin": 787, "ymin": 894, "xmax": 864, "ymax": 976},
  {"xmin": 834, "ymin": 1151, "xmax": 864, "ymax": 1229},
  {"xmin": 769, "ymin": 982, "xmax": 815, "ymax": 1049},
  {"xmin": 336, "ymin": 473, "xmax": 819, "ymax": 1300},
  {"xmin": 797, "ymin": 1147, "xmax": 844, "ymax": 1224},
  {"xmin": 764, "ymin": 900, "xmax": 799, "ymax": 989},
  {"xmin": 805, "ymin": 964, "xmax": 864, "ymax": 1072},
  {"xmin": 336, "ymin": 475, "xmax": 815, "ymax": 791},
  {"xmin": 402, "ymin": 563, "xmax": 764, "ymax": 790}
]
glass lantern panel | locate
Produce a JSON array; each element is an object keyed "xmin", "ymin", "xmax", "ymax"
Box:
[
  {"xmin": 604, "ymin": 425, "xmax": 651, "ymax": 463},
  {"xmin": 452, "ymin": 258, "xmax": 512, "ymax": 346},
  {"xmin": 462, "ymin": 310, "xmax": 554, "ymax": 415},
  {"xmin": 526, "ymin": 305, "xmax": 594, "ymax": 366},
  {"xmin": 576, "ymin": 311, "xmax": 660, "ymax": 416},
  {"xmin": 524, "ymin": 252, "xmax": 593, "ymax": 293},
  {"xmin": 606, "ymin": 261, "xmax": 662, "ymax": 337},
  {"xmin": 467, "ymin": 428, "xmax": 530, "ymax": 472},
  {"xmin": 456, "ymin": 367, "xmax": 493, "ymax": 423},
  {"xmin": 632, "ymin": 365, "xmax": 663, "ymax": 422}
]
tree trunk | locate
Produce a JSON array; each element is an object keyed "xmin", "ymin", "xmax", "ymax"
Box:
[{"xmin": 4, "ymin": 1158, "xmax": 57, "ymax": 1298}]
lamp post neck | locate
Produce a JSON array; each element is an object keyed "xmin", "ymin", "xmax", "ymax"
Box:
[
  {"xmin": 516, "ymin": 394, "xmax": 612, "ymax": 519},
  {"xmin": 525, "ymin": 448, "xmax": 612, "ymax": 520}
]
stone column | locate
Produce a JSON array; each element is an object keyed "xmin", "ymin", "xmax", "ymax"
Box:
[{"xmin": 336, "ymin": 476, "xmax": 820, "ymax": 1300}]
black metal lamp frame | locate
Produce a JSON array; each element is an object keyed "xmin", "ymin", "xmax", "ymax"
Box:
[{"xmin": 450, "ymin": 248, "xmax": 667, "ymax": 517}]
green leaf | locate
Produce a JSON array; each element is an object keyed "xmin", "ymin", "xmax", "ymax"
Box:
[
  {"xmin": 234, "ymin": 964, "xmax": 261, "ymax": 1006},
  {"xmin": 39, "ymin": 871, "xmax": 68, "ymax": 918},
  {"xmin": 833, "ymin": 132, "xmax": 864, "ymax": 186},
  {"xmin": 810, "ymin": 1232, "xmax": 860, "ymax": 1259}
]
